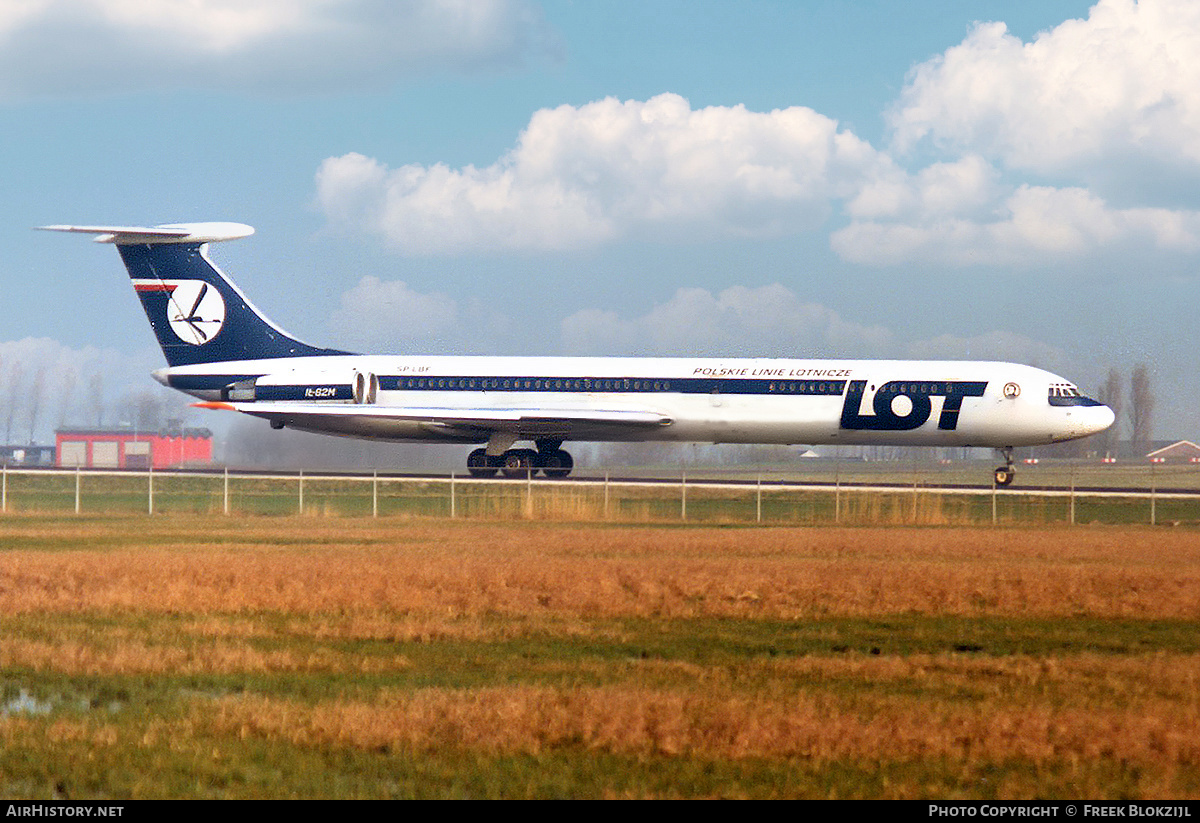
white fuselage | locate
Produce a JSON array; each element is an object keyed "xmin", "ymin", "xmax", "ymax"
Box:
[{"xmin": 160, "ymin": 354, "xmax": 1115, "ymax": 449}]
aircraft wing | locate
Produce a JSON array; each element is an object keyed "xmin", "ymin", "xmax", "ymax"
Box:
[{"xmin": 195, "ymin": 401, "xmax": 673, "ymax": 441}]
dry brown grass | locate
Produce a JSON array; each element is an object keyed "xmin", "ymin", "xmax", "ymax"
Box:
[
  {"xmin": 0, "ymin": 716, "xmax": 119, "ymax": 750},
  {"xmin": 0, "ymin": 637, "xmax": 412, "ymax": 676},
  {"xmin": 2, "ymin": 516, "xmax": 1199, "ymax": 620},
  {"xmin": 204, "ymin": 649, "xmax": 1200, "ymax": 798},
  {"xmin": 4, "ymin": 514, "xmax": 1200, "ymax": 797},
  {"xmin": 208, "ymin": 650, "xmax": 1200, "ymax": 794}
]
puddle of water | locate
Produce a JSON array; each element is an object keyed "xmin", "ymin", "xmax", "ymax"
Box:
[
  {"xmin": 1, "ymin": 689, "xmax": 123, "ymax": 717},
  {"xmin": 1, "ymin": 690, "xmax": 54, "ymax": 717}
]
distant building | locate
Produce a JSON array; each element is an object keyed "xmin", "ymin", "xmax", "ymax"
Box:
[
  {"xmin": 1145, "ymin": 440, "xmax": 1200, "ymax": 462},
  {"xmin": 55, "ymin": 427, "xmax": 213, "ymax": 469},
  {"xmin": 0, "ymin": 445, "xmax": 56, "ymax": 466}
]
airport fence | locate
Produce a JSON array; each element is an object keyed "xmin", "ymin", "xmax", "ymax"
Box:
[{"xmin": 0, "ymin": 462, "xmax": 1198, "ymax": 527}]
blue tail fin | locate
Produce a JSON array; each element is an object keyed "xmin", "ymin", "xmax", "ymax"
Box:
[{"xmin": 39, "ymin": 223, "xmax": 348, "ymax": 367}]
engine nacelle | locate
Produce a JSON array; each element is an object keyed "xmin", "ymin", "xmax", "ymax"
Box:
[
  {"xmin": 223, "ymin": 369, "xmax": 379, "ymax": 404},
  {"xmin": 224, "ymin": 370, "xmax": 354, "ymax": 402}
]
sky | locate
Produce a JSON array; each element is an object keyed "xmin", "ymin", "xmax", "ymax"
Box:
[{"xmin": 2, "ymin": 0, "xmax": 1197, "ymax": 444}]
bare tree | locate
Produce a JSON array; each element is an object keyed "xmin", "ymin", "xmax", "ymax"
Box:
[
  {"xmin": 1099, "ymin": 368, "xmax": 1124, "ymax": 457},
  {"xmin": 1130, "ymin": 364, "xmax": 1154, "ymax": 457},
  {"xmin": 86, "ymin": 372, "xmax": 105, "ymax": 427},
  {"xmin": 119, "ymin": 389, "xmax": 164, "ymax": 432},
  {"xmin": 55, "ymin": 364, "xmax": 77, "ymax": 428},
  {"xmin": 26, "ymin": 369, "xmax": 45, "ymax": 444},
  {"xmin": 3, "ymin": 361, "xmax": 22, "ymax": 443}
]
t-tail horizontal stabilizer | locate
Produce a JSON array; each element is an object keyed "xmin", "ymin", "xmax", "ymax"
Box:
[{"xmin": 37, "ymin": 223, "xmax": 254, "ymax": 244}]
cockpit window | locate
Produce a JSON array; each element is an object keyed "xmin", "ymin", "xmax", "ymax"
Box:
[{"xmin": 1048, "ymin": 384, "xmax": 1105, "ymax": 407}]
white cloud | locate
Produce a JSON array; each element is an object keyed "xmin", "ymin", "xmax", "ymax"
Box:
[
  {"xmin": 327, "ymin": 277, "xmax": 899, "ymax": 358},
  {"xmin": 559, "ymin": 284, "xmax": 1067, "ymax": 365},
  {"xmin": 325, "ymin": 277, "xmax": 1077, "ymax": 397},
  {"xmin": 844, "ymin": 154, "xmax": 1003, "ymax": 221},
  {"xmin": 0, "ymin": 0, "xmax": 555, "ymax": 96},
  {"xmin": 843, "ymin": 10, "xmax": 1200, "ymax": 271},
  {"xmin": 330, "ymin": 275, "xmax": 460, "ymax": 349},
  {"xmin": 316, "ymin": 93, "xmax": 894, "ymax": 253},
  {"xmin": 890, "ymin": 0, "xmax": 1200, "ymax": 176},
  {"xmin": 903, "ymin": 331, "xmax": 1067, "ymax": 373},
  {"xmin": 308, "ymin": 3, "xmax": 1200, "ymax": 269},
  {"xmin": 559, "ymin": 284, "xmax": 893, "ymax": 357},
  {"xmin": 832, "ymin": 184, "xmax": 1200, "ymax": 266},
  {"xmin": 317, "ymin": 84, "xmax": 1200, "ymax": 268},
  {"xmin": 328, "ymin": 275, "xmax": 539, "ymax": 354}
]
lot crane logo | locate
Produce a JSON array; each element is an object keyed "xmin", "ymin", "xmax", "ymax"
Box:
[{"xmin": 133, "ymin": 279, "xmax": 226, "ymax": 345}]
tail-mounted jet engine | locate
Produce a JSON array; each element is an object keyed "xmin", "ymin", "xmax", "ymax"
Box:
[
  {"xmin": 352, "ymin": 370, "xmax": 378, "ymax": 405},
  {"xmin": 223, "ymin": 369, "xmax": 376, "ymax": 403}
]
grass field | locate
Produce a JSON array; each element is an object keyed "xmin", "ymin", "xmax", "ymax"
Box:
[{"xmin": 2, "ymin": 514, "xmax": 1200, "ymax": 798}]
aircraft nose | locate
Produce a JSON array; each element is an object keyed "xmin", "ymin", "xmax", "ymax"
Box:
[{"xmin": 1088, "ymin": 404, "xmax": 1116, "ymax": 435}]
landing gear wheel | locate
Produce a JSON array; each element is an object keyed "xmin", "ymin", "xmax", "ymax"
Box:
[
  {"xmin": 993, "ymin": 446, "xmax": 1015, "ymax": 487},
  {"xmin": 501, "ymin": 448, "xmax": 537, "ymax": 479},
  {"xmin": 538, "ymin": 449, "xmax": 573, "ymax": 479},
  {"xmin": 467, "ymin": 448, "xmax": 498, "ymax": 478}
]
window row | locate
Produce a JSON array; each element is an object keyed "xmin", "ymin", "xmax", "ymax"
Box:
[
  {"xmin": 396, "ymin": 377, "xmax": 673, "ymax": 392},
  {"xmin": 767, "ymin": 382, "xmax": 841, "ymax": 394}
]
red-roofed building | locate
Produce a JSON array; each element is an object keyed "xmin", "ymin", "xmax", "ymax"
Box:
[
  {"xmin": 55, "ymin": 428, "xmax": 213, "ymax": 469},
  {"xmin": 1145, "ymin": 440, "xmax": 1200, "ymax": 463}
]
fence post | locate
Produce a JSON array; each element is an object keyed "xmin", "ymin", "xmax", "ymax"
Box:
[
  {"xmin": 298, "ymin": 470, "xmax": 304, "ymax": 515},
  {"xmin": 224, "ymin": 466, "xmax": 229, "ymax": 515},
  {"xmin": 835, "ymin": 467, "xmax": 841, "ymax": 524},
  {"xmin": 991, "ymin": 479, "xmax": 997, "ymax": 526},
  {"xmin": 756, "ymin": 473, "xmax": 762, "ymax": 524},
  {"xmin": 1069, "ymin": 467, "xmax": 1075, "ymax": 526},
  {"xmin": 75, "ymin": 466, "xmax": 81, "ymax": 515},
  {"xmin": 450, "ymin": 472, "xmax": 456, "ymax": 519},
  {"xmin": 604, "ymin": 472, "xmax": 610, "ymax": 519},
  {"xmin": 912, "ymin": 458, "xmax": 919, "ymax": 524},
  {"xmin": 373, "ymin": 470, "xmax": 378, "ymax": 518},
  {"xmin": 1150, "ymin": 463, "xmax": 1157, "ymax": 526},
  {"xmin": 148, "ymin": 466, "xmax": 154, "ymax": 515},
  {"xmin": 2, "ymin": 463, "xmax": 6, "ymax": 513},
  {"xmin": 681, "ymin": 471, "xmax": 687, "ymax": 521}
]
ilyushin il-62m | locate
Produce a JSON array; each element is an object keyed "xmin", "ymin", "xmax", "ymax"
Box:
[{"xmin": 41, "ymin": 223, "xmax": 1114, "ymax": 486}]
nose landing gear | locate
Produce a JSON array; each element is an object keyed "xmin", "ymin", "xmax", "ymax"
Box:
[{"xmin": 994, "ymin": 447, "xmax": 1015, "ymax": 487}]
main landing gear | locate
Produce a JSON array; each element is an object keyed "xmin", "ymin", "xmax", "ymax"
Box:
[
  {"xmin": 993, "ymin": 447, "xmax": 1015, "ymax": 487},
  {"xmin": 466, "ymin": 440, "xmax": 574, "ymax": 479}
]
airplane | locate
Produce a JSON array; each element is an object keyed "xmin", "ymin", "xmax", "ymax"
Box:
[{"xmin": 39, "ymin": 222, "xmax": 1115, "ymax": 486}]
